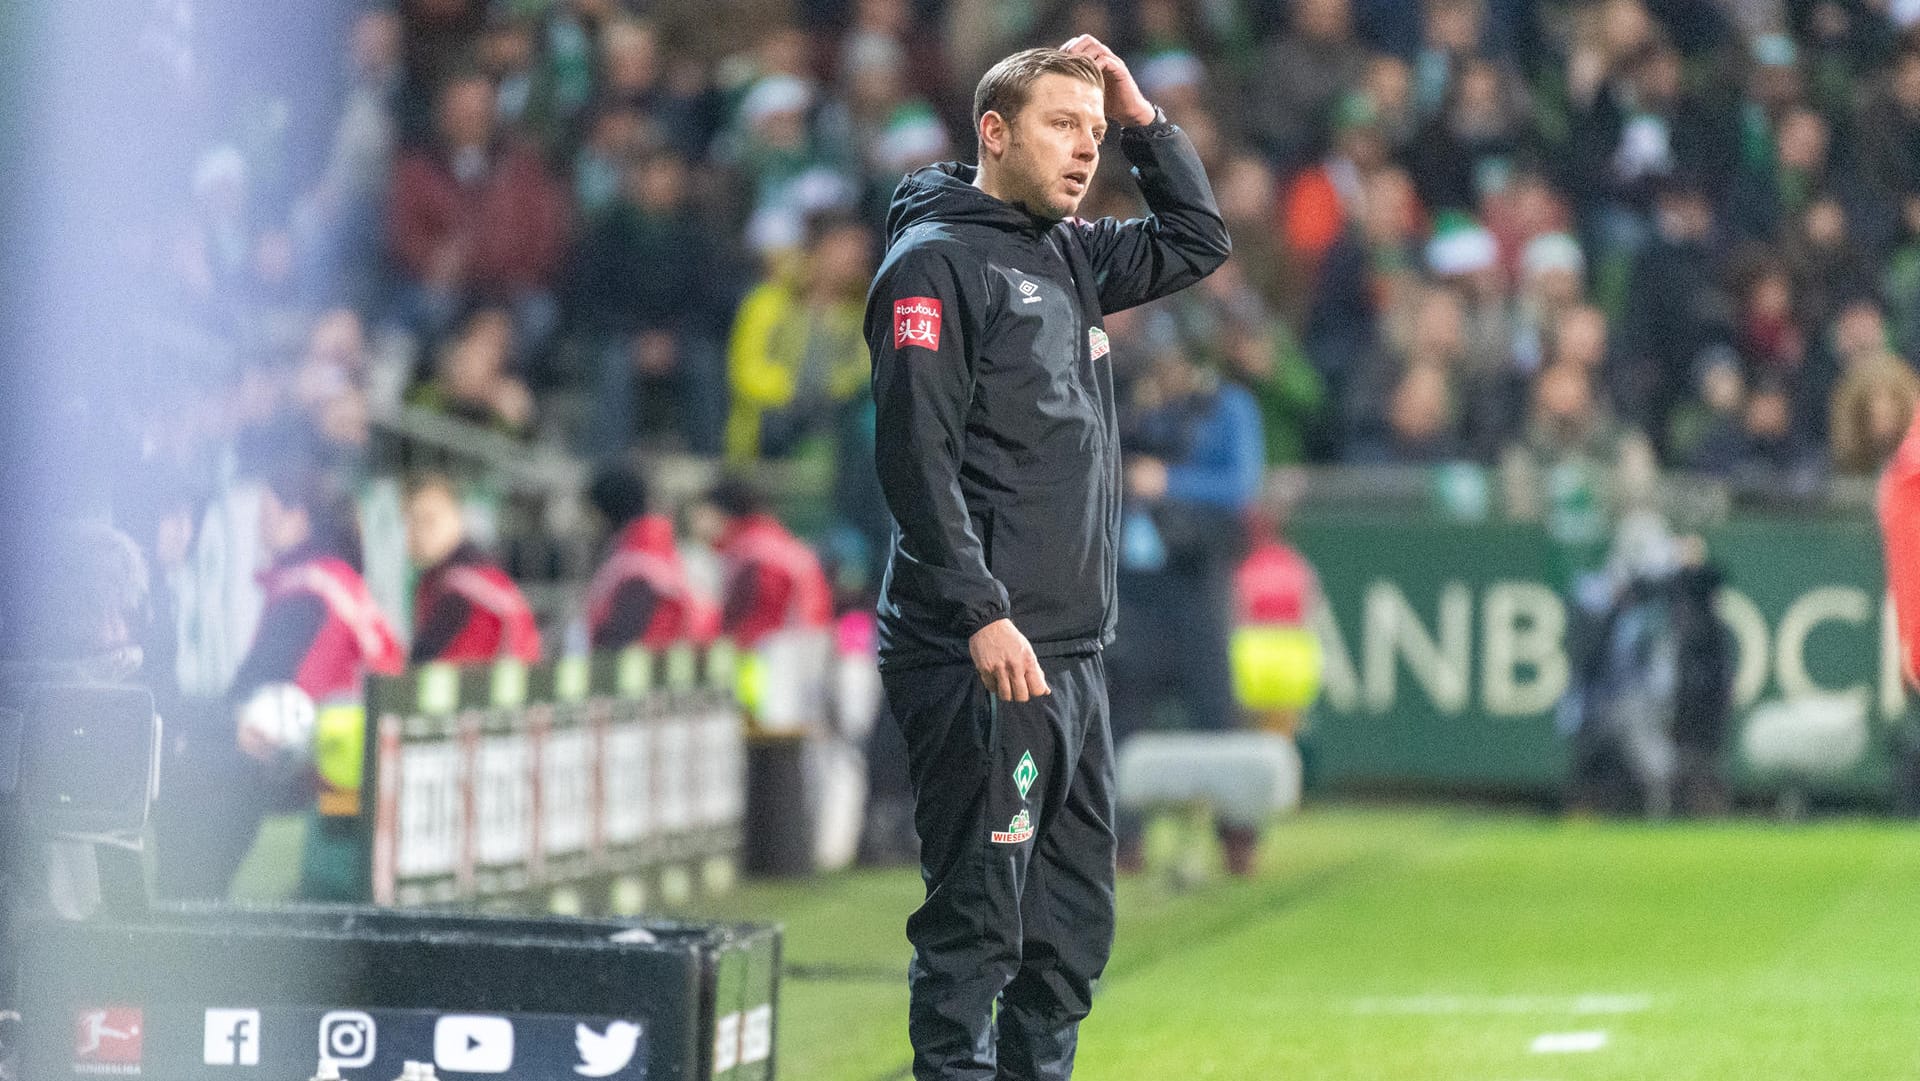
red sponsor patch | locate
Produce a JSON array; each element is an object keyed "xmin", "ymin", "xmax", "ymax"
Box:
[{"xmin": 894, "ymin": 297, "xmax": 943, "ymax": 351}]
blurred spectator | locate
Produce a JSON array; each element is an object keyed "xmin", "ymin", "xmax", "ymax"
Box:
[
  {"xmin": 1408, "ymin": 56, "xmax": 1533, "ymax": 213},
  {"xmin": 1281, "ymin": 93, "xmax": 1393, "ymax": 277},
  {"xmin": 1484, "ymin": 166, "xmax": 1574, "ymax": 281},
  {"xmin": 691, "ymin": 478, "xmax": 832, "ymax": 649},
  {"xmin": 1347, "ymin": 284, "xmax": 1472, "ymax": 458},
  {"xmin": 1732, "ymin": 255, "xmax": 1809, "ymax": 390},
  {"xmin": 1111, "ymin": 349, "xmax": 1263, "ymax": 873},
  {"xmin": 841, "ymin": 0, "xmax": 954, "ymax": 118},
  {"xmin": 174, "ymin": 145, "xmax": 298, "ymax": 327},
  {"xmin": 530, "ymin": 0, "xmax": 619, "ymax": 153},
  {"xmin": 403, "ymin": 473, "xmax": 541, "ymax": 664},
  {"xmin": 1248, "ymin": 0, "xmax": 1369, "ymax": 170},
  {"xmin": 1884, "ymin": 196, "xmax": 1920, "ymax": 361},
  {"xmin": 725, "ymin": 213, "xmax": 872, "ymax": 462},
  {"xmin": 291, "ymin": 9, "xmax": 402, "ymax": 310},
  {"xmin": 723, "ymin": 73, "xmax": 859, "ymax": 255},
  {"xmin": 1674, "ymin": 347, "xmax": 1748, "ymax": 469},
  {"xmin": 1829, "ymin": 300, "xmax": 1920, "ymax": 474},
  {"xmin": 571, "ymin": 148, "xmax": 733, "ymax": 456},
  {"xmin": 1503, "ymin": 363, "xmax": 1653, "ymax": 561},
  {"xmin": 1698, "ymin": 378, "xmax": 1824, "ymax": 481},
  {"xmin": 1511, "ymin": 232, "xmax": 1587, "ymax": 376},
  {"xmin": 408, "ymin": 309, "xmax": 535, "ymax": 435},
  {"xmin": 1306, "ymin": 165, "xmax": 1424, "ymax": 416},
  {"xmin": 1411, "ymin": 0, "xmax": 1488, "ymax": 112},
  {"xmin": 1362, "ymin": 54, "xmax": 1419, "ymax": 155},
  {"xmin": 1553, "ymin": 305, "xmax": 1615, "ymax": 397},
  {"xmin": 290, "ymin": 310, "xmax": 373, "ymax": 452},
  {"xmin": 1566, "ymin": 39, "xmax": 1728, "ymax": 264},
  {"xmin": 157, "ymin": 464, "xmax": 401, "ymax": 900},
  {"xmin": 1424, "ymin": 212, "xmax": 1521, "ymax": 455},
  {"xmin": 479, "ymin": 15, "xmax": 542, "ymax": 136},
  {"xmin": 1862, "ymin": 49, "xmax": 1920, "ymax": 199},
  {"xmin": 1179, "ymin": 262, "xmax": 1329, "ymax": 466},
  {"xmin": 819, "ymin": 35, "xmax": 953, "ymax": 216},
  {"xmin": 573, "ymin": 106, "xmax": 651, "ymax": 220},
  {"xmin": 599, "ymin": 16, "xmax": 721, "ymax": 160},
  {"xmin": 1232, "ymin": 474, "xmax": 1323, "ymax": 742},
  {"xmin": 2, "ymin": 521, "xmax": 156, "ymax": 928},
  {"xmin": 1783, "ymin": 195, "xmax": 1877, "ymax": 334},
  {"xmin": 1726, "ymin": 105, "xmax": 1865, "ymax": 246},
  {"xmin": 1211, "ymin": 152, "xmax": 1292, "ymax": 315},
  {"xmin": 387, "ymin": 72, "xmax": 571, "ymax": 356},
  {"xmin": 1352, "ymin": 362, "xmax": 1463, "ymax": 464},
  {"xmin": 583, "ymin": 465, "xmax": 719, "ymax": 651},
  {"xmin": 397, "ymin": 0, "xmax": 489, "ymax": 139},
  {"xmin": 1667, "ymin": 536, "xmax": 1736, "ymax": 815},
  {"xmin": 1617, "ymin": 177, "xmax": 1727, "ymax": 450}
]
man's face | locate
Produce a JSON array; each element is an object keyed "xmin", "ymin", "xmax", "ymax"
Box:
[
  {"xmin": 439, "ymin": 78, "xmax": 496, "ymax": 148},
  {"xmin": 988, "ymin": 73, "xmax": 1105, "ymax": 221},
  {"xmin": 405, "ymin": 485, "xmax": 465, "ymax": 568}
]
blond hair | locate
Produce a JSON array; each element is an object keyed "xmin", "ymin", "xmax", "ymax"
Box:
[{"xmin": 973, "ymin": 48, "xmax": 1104, "ymax": 134}]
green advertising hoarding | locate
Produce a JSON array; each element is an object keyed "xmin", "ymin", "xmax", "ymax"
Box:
[{"xmin": 1291, "ymin": 516, "xmax": 1904, "ymax": 796}]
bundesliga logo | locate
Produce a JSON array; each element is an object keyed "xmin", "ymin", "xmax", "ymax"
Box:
[{"xmin": 894, "ymin": 297, "xmax": 942, "ymax": 351}]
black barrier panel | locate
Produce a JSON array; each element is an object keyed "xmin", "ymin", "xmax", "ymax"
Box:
[
  {"xmin": 358, "ymin": 649, "xmax": 745, "ymax": 913},
  {"xmin": 17, "ymin": 907, "xmax": 778, "ymax": 1081}
]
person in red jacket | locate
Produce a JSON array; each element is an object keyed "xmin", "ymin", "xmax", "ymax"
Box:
[
  {"xmin": 1879, "ymin": 406, "xmax": 1920, "ymax": 812},
  {"xmin": 387, "ymin": 72, "xmax": 570, "ymax": 354},
  {"xmin": 583, "ymin": 465, "xmax": 719, "ymax": 651},
  {"xmin": 692, "ymin": 477, "xmax": 832, "ymax": 648},
  {"xmin": 158, "ymin": 464, "xmax": 403, "ymax": 899},
  {"xmin": 404, "ymin": 472, "xmax": 541, "ymax": 665}
]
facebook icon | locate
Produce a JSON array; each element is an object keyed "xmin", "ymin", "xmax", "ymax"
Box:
[{"xmin": 204, "ymin": 1009, "xmax": 261, "ymax": 1066}]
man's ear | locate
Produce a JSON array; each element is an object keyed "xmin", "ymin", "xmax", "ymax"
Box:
[{"xmin": 978, "ymin": 110, "xmax": 1008, "ymax": 159}]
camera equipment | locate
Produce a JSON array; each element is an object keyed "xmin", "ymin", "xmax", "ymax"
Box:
[{"xmin": 0, "ymin": 681, "xmax": 159, "ymax": 839}]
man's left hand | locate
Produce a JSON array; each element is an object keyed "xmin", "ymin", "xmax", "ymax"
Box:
[{"xmin": 1061, "ymin": 35, "xmax": 1156, "ymax": 127}]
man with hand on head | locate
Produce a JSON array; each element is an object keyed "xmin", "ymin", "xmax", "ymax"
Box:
[{"xmin": 865, "ymin": 36, "xmax": 1229, "ymax": 1080}]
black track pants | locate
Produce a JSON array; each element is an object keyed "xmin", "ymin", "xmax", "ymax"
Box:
[{"xmin": 882, "ymin": 651, "xmax": 1115, "ymax": 1081}]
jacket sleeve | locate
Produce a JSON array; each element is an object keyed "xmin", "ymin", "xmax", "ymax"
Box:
[
  {"xmin": 227, "ymin": 595, "xmax": 329, "ymax": 702},
  {"xmin": 723, "ymin": 563, "xmax": 793, "ymax": 648},
  {"xmin": 868, "ymin": 245, "xmax": 1011, "ymax": 638},
  {"xmin": 590, "ymin": 580, "xmax": 660, "ymax": 651},
  {"xmin": 410, "ymin": 593, "xmax": 473, "ymax": 664},
  {"xmin": 1074, "ymin": 114, "xmax": 1232, "ymax": 316}
]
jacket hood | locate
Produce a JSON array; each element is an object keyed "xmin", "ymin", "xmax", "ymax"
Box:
[{"xmin": 885, "ymin": 161, "xmax": 1056, "ymax": 245}]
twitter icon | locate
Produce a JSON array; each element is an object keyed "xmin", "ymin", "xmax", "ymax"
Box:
[{"xmin": 575, "ymin": 1021, "xmax": 642, "ymax": 1077}]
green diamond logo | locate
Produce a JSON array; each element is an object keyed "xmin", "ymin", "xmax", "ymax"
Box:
[{"xmin": 1013, "ymin": 750, "xmax": 1038, "ymax": 799}]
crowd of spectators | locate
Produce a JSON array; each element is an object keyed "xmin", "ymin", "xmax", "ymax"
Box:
[{"xmin": 102, "ymin": 0, "xmax": 1920, "ymax": 548}]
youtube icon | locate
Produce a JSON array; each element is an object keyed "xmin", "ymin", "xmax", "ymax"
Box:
[{"xmin": 433, "ymin": 1016, "xmax": 514, "ymax": 1074}]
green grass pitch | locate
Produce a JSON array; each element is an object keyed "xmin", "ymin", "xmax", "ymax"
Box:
[{"xmin": 672, "ymin": 806, "xmax": 1920, "ymax": 1080}]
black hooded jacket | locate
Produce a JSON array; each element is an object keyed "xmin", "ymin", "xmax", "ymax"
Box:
[{"xmin": 865, "ymin": 114, "xmax": 1230, "ymax": 670}]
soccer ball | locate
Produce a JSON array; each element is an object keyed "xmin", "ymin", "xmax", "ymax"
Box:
[{"xmin": 237, "ymin": 682, "xmax": 317, "ymax": 755}]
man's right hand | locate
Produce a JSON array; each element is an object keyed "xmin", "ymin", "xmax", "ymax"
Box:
[{"xmin": 969, "ymin": 618, "xmax": 1050, "ymax": 702}]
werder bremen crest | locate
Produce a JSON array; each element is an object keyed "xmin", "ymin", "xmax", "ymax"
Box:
[{"xmin": 1013, "ymin": 750, "xmax": 1038, "ymax": 799}]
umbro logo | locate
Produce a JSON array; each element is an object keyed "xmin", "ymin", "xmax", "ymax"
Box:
[{"xmin": 1019, "ymin": 280, "xmax": 1042, "ymax": 304}]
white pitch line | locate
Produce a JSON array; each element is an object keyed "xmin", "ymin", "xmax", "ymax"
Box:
[
  {"xmin": 1346, "ymin": 994, "xmax": 1653, "ymax": 1016},
  {"xmin": 1530, "ymin": 1031, "xmax": 1609, "ymax": 1054}
]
